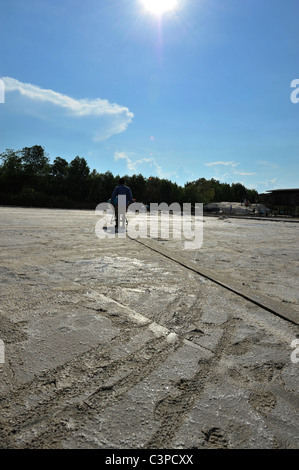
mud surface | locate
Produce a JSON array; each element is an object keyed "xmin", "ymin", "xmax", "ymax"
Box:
[{"xmin": 0, "ymin": 207, "xmax": 298, "ymax": 449}]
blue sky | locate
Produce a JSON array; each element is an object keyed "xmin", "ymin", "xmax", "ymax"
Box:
[{"xmin": 1, "ymin": 0, "xmax": 298, "ymax": 194}]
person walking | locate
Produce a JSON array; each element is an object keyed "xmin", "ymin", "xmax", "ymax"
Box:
[{"xmin": 111, "ymin": 178, "xmax": 134, "ymax": 228}]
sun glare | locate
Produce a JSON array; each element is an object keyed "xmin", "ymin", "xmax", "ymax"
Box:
[{"xmin": 141, "ymin": 0, "xmax": 178, "ymax": 15}]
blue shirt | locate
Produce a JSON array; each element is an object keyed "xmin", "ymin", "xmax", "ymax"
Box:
[{"xmin": 111, "ymin": 184, "xmax": 133, "ymax": 205}]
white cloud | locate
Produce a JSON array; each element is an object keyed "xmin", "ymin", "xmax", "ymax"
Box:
[
  {"xmin": 205, "ymin": 161, "xmax": 239, "ymax": 167},
  {"xmin": 212, "ymin": 172, "xmax": 234, "ymax": 183},
  {"xmin": 114, "ymin": 151, "xmax": 137, "ymax": 172},
  {"xmin": 233, "ymin": 170, "xmax": 256, "ymax": 176},
  {"xmin": 114, "ymin": 151, "xmax": 163, "ymax": 176},
  {"xmin": 2, "ymin": 77, "xmax": 134, "ymax": 141},
  {"xmin": 256, "ymin": 160, "xmax": 279, "ymax": 169},
  {"xmin": 205, "ymin": 160, "xmax": 255, "ymax": 177},
  {"xmin": 257, "ymin": 177, "xmax": 279, "ymax": 188}
]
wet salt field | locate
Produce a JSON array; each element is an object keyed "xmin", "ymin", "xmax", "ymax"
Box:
[{"xmin": 0, "ymin": 207, "xmax": 298, "ymax": 449}]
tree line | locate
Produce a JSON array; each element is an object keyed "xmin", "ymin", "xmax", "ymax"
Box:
[{"xmin": 0, "ymin": 145, "xmax": 259, "ymax": 209}]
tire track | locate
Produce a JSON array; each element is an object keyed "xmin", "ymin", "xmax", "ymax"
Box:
[
  {"xmin": 145, "ymin": 316, "xmax": 239, "ymax": 448},
  {"xmin": 0, "ymin": 326, "xmax": 179, "ymax": 448}
]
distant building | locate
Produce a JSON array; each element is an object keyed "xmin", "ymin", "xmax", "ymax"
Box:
[{"xmin": 259, "ymin": 189, "xmax": 299, "ymax": 217}]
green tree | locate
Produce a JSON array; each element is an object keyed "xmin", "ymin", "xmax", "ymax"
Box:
[
  {"xmin": 183, "ymin": 183, "xmax": 201, "ymax": 205},
  {"xmin": 67, "ymin": 156, "xmax": 90, "ymax": 201},
  {"xmin": 88, "ymin": 170, "xmax": 117, "ymax": 203},
  {"xmin": 50, "ymin": 156, "xmax": 70, "ymax": 197},
  {"xmin": 231, "ymin": 182, "xmax": 247, "ymax": 202},
  {"xmin": 0, "ymin": 145, "xmax": 260, "ymax": 210},
  {"xmin": 127, "ymin": 174, "xmax": 145, "ymax": 202},
  {"xmin": 0, "ymin": 149, "xmax": 24, "ymax": 195},
  {"xmin": 210, "ymin": 178, "xmax": 230, "ymax": 202},
  {"xmin": 245, "ymin": 188, "xmax": 258, "ymax": 204},
  {"xmin": 184, "ymin": 178, "xmax": 215, "ymax": 205},
  {"xmin": 21, "ymin": 145, "xmax": 50, "ymax": 189},
  {"xmin": 51, "ymin": 156, "xmax": 69, "ymax": 179}
]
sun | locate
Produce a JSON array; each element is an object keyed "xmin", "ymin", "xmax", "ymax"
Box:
[{"xmin": 140, "ymin": 0, "xmax": 178, "ymax": 15}]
